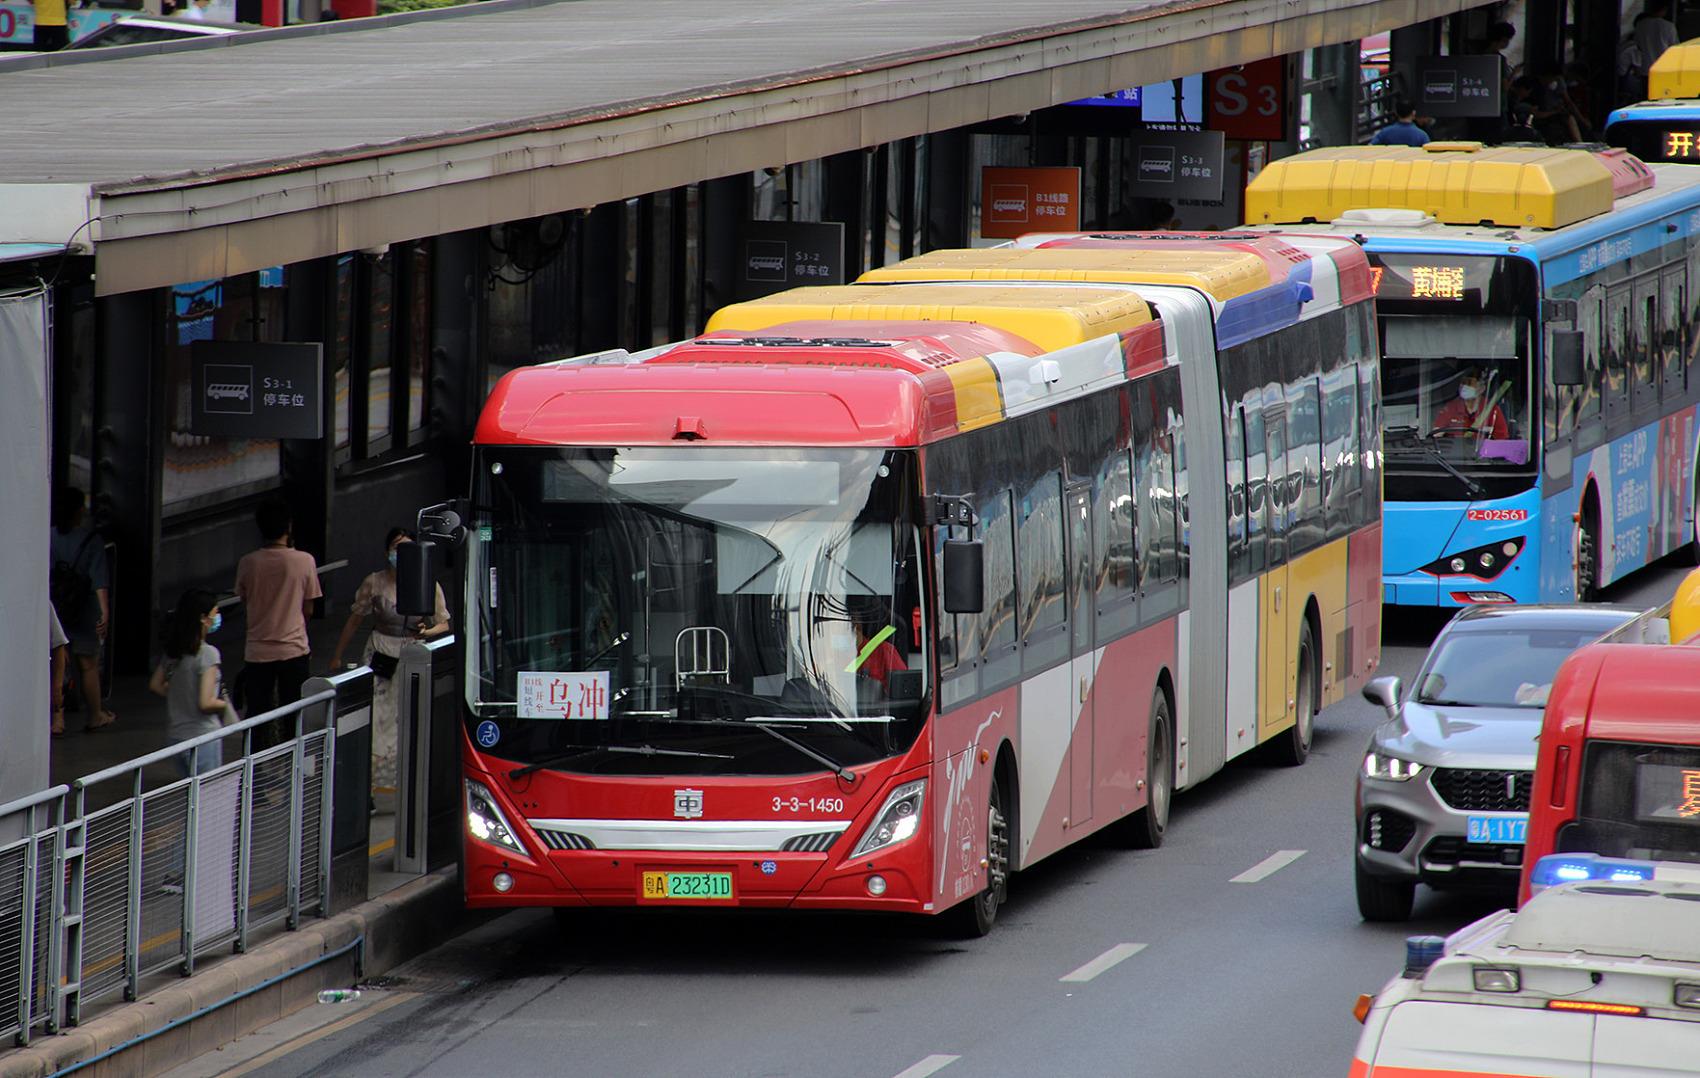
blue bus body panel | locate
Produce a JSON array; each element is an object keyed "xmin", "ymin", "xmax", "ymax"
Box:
[{"xmin": 1382, "ymin": 487, "xmax": 1542, "ymax": 608}]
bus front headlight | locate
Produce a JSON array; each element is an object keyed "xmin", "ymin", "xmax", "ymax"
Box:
[
  {"xmin": 852, "ymin": 780, "xmax": 926, "ymax": 857},
  {"xmin": 466, "ymin": 778, "xmax": 524, "ymax": 852}
]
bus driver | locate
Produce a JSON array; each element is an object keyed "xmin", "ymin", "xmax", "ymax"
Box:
[{"xmin": 1431, "ymin": 368, "xmax": 1510, "ymax": 440}]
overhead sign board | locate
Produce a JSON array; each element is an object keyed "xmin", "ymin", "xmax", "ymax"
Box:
[
  {"xmin": 1125, "ymin": 130, "xmax": 1226, "ymax": 202},
  {"xmin": 1413, "ymin": 55, "xmax": 1502, "ymax": 118},
  {"xmin": 190, "ymin": 341, "xmax": 323, "ymax": 440},
  {"xmin": 980, "ymin": 166, "xmax": 1082, "ymax": 239},
  {"xmin": 1207, "ymin": 58, "xmax": 1289, "ymax": 141},
  {"xmin": 735, "ymin": 220, "xmax": 846, "ymax": 300}
]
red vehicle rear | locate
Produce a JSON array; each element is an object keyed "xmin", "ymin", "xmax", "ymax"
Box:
[{"xmin": 1521, "ymin": 585, "xmax": 1700, "ymax": 904}]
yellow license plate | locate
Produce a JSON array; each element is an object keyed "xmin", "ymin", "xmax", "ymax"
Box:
[{"xmin": 640, "ymin": 870, "xmax": 735, "ymax": 901}]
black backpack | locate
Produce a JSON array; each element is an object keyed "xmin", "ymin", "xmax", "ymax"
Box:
[{"xmin": 50, "ymin": 532, "xmax": 98, "ymax": 619}]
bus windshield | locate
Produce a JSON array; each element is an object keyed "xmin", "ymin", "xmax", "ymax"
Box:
[
  {"xmin": 467, "ymin": 446, "xmax": 929, "ymax": 776},
  {"xmin": 1370, "ymin": 247, "xmax": 1541, "ymax": 503},
  {"xmin": 1380, "ymin": 314, "xmax": 1534, "ymax": 499},
  {"xmin": 1560, "ymin": 740, "xmax": 1700, "ymax": 867}
]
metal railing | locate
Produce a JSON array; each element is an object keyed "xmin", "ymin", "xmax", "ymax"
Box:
[
  {"xmin": 0, "ymin": 785, "xmax": 72, "ymax": 1047},
  {"xmin": 3, "ymin": 688, "xmax": 343, "ymax": 1046}
]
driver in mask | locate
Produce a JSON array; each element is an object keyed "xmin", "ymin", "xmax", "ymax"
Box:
[{"xmin": 1431, "ymin": 368, "xmax": 1509, "ymax": 439}]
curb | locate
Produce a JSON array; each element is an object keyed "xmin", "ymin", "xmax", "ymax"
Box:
[{"xmin": 1, "ymin": 867, "xmax": 470, "ymax": 1078}]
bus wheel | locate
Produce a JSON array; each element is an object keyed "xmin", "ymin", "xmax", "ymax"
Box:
[
  {"xmin": 1576, "ymin": 509, "xmax": 1601, "ymax": 602},
  {"xmin": 1355, "ymin": 859, "xmax": 1415, "ymax": 922},
  {"xmin": 1270, "ymin": 620, "xmax": 1316, "ymax": 767},
  {"xmin": 945, "ymin": 775, "xmax": 1010, "ymax": 938},
  {"xmin": 1115, "ymin": 688, "xmax": 1172, "ymax": 849}
]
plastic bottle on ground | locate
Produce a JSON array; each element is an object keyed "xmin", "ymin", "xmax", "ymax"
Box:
[{"xmin": 317, "ymin": 989, "xmax": 361, "ymax": 1004}]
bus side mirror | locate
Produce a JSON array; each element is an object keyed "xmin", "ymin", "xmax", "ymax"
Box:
[
  {"xmin": 395, "ymin": 539, "xmax": 437, "ymax": 617},
  {"xmin": 1551, "ymin": 330, "xmax": 1585, "ymax": 387},
  {"xmin": 942, "ymin": 539, "xmax": 984, "ymax": 614}
]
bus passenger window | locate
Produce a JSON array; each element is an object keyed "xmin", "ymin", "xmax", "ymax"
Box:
[
  {"xmin": 1661, "ymin": 272, "xmax": 1683, "ymax": 388},
  {"xmin": 978, "ymin": 489, "xmax": 1017, "ymax": 673},
  {"xmin": 1606, "ymin": 290, "xmax": 1630, "ymax": 405},
  {"xmin": 1244, "ymin": 405, "xmax": 1268, "ymax": 573},
  {"xmin": 1287, "ymin": 376, "xmax": 1324, "ymax": 554},
  {"xmin": 1225, "ymin": 406, "xmax": 1248, "ymax": 577},
  {"xmin": 1095, "ymin": 448, "xmax": 1138, "ymax": 631},
  {"xmin": 1017, "ymin": 472, "xmax": 1066, "ymax": 641},
  {"xmin": 1323, "ymin": 366, "xmax": 1360, "ymax": 536}
]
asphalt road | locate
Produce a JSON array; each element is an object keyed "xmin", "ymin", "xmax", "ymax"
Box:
[{"xmin": 167, "ymin": 560, "xmax": 1692, "ymax": 1078}]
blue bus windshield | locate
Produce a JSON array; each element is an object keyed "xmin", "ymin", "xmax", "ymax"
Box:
[{"xmin": 1370, "ymin": 254, "xmax": 1539, "ymax": 502}]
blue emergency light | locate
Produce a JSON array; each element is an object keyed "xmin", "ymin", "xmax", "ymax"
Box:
[{"xmin": 1528, "ymin": 853, "xmax": 1656, "ymax": 892}]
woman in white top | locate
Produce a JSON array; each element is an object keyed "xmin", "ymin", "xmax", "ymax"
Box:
[
  {"xmin": 148, "ymin": 588, "xmax": 235, "ymax": 776},
  {"xmin": 330, "ymin": 528, "xmax": 450, "ymax": 807}
]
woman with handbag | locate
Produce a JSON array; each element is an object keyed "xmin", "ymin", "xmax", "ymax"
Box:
[
  {"xmin": 330, "ymin": 528, "xmax": 450, "ymax": 810},
  {"xmin": 149, "ymin": 589, "xmax": 237, "ymax": 776}
]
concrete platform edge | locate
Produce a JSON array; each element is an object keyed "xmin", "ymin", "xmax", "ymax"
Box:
[{"xmin": 0, "ymin": 867, "xmax": 472, "ymax": 1078}]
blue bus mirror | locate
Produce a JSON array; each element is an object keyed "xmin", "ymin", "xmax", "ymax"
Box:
[{"xmin": 1550, "ymin": 331, "xmax": 1585, "ymax": 387}]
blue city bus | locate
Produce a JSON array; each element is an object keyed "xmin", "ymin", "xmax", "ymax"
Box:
[{"xmin": 1243, "ymin": 145, "xmax": 1700, "ymax": 607}]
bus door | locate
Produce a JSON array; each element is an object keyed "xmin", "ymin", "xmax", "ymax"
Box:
[
  {"xmin": 1260, "ymin": 406, "xmax": 1292, "ymax": 740},
  {"xmin": 1067, "ymin": 484, "xmax": 1095, "ymax": 827}
]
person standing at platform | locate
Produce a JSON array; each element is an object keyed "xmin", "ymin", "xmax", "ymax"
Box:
[
  {"xmin": 234, "ymin": 498, "xmax": 320, "ymax": 743},
  {"xmin": 51, "ymin": 486, "xmax": 116, "ymax": 732},
  {"xmin": 329, "ymin": 527, "xmax": 449, "ymax": 810}
]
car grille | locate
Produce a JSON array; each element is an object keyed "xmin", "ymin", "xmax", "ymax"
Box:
[
  {"xmin": 1362, "ymin": 809, "xmax": 1417, "ymax": 854},
  {"xmin": 1423, "ymin": 837, "xmax": 1523, "ymax": 867},
  {"xmin": 1430, "ymin": 768, "xmax": 1532, "ymax": 812}
]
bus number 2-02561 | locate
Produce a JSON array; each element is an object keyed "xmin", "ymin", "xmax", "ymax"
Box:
[{"xmin": 773, "ymin": 797, "xmax": 845, "ymax": 814}]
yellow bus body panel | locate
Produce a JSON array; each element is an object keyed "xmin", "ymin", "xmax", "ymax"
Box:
[
  {"xmin": 705, "ymin": 283, "xmax": 1154, "ymax": 353},
  {"xmin": 941, "ymin": 356, "xmax": 1004, "ymax": 432},
  {"xmin": 857, "ymin": 247, "xmax": 1272, "ymax": 303},
  {"xmin": 1243, "ymin": 145, "xmax": 1616, "ymax": 230},
  {"xmin": 1650, "ymin": 40, "xmax": 1700, "ymax": 100}
]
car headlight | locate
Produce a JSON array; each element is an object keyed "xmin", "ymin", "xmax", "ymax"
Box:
[
  {"xmin": 852, "ymin": 779, "xmax": 926, "ymax": 858},
  {"xmin": 1363, "ymin": 752, "xmax": 1426, "ymax": 781},
  {"xmin": 466, "ymin": 778, "xmax": 524, "ymax": 852}
]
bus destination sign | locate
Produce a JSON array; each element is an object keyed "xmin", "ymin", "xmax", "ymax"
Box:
[
  {"xmin": 1660, "ymin": 129, "xmax": 1700, "ymax": 160},
  {"xmin": 1370, "ymin": 263, "xmax": 1471, "ymax": 302}
]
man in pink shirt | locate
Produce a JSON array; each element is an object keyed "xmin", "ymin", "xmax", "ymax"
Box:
[{"xmin": 235, "ymin": 499, "xmax": 321, "ymax": 741}]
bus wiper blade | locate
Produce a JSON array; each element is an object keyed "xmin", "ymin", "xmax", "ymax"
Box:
[
  {"xmin": 509, "ymin": 742, "xmax": 733, "ymax": 779},
  {"xmin": 743, "ymin": 719, "xmax": 857, "ymax": 784},
  {"xmin": 1413, "ymin": 440, "xmax": 1486, "ymax": 500}
]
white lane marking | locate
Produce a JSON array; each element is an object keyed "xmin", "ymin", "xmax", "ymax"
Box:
[
  {"xmin": 1058, "ymin": 942, "xmax": 1147, "ymax": 983},
  {"xmin": 1230, "ymin": 849, "xmax": 1307, "ymax": 883},
  {"xmin": 891, "ymin": 1055, "xmax": 960, "ymax": 1078}
]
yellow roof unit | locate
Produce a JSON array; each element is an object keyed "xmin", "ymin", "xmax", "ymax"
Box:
[
  {"xmin": 1650, "ymin": 39, "xmax": 1700, "ymax": 99},
  {"xmin": 1243, "ymin": 144, "xmax": 1616, "ymax": 230},
  {"xmin": 856, "ymin": 246, "xmax": 1271, "ymax": 302},
  {"xmin": 705, "ymin": 283, "xmax": 1153, "ymax": 353}
]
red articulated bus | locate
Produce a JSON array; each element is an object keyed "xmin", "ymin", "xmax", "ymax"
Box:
[{"xmin": 438, "ymin": 241, "xmax": 1381, "ymax": 934}]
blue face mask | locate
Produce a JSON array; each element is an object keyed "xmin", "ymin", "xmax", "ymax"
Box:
[
  {"xmin": 387, "ymin": 550, "xmax": 399, "ymax": 568},
  {"xmin": 207, "ymin": 611, "xmax": 222, "ymax": 635}
]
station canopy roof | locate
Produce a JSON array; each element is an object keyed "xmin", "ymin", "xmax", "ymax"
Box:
[{"xmin": 0, "ymin": 0, "xmax": 1482, "ymax": 294}]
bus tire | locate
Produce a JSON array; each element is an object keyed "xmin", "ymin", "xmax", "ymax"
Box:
[
  {"xmin": 1576, "ymin": 502, "xmax": 1601, "ymax": 603},
  {"xmin": 1269, "ymin": 619, "xmax": 1316, "ymax": 767},
  {"xmin": 1115, "ymin": 687, "xmax": 1172, "ymax": 849},
  {"xmin": 944, "ymin": 771, "xmax": 1010, "ymax": 938},
  {"xmin": 1355, "ymin": 859, "xmax": 1415, "ymax": 922}
]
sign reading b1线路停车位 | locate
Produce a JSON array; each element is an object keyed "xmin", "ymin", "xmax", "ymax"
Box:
[
  {"xmin": 980, "ymin": 166, "xmax": 1081, "ymax": 239},
  {"xmin": 190, "ymin": 341, "xmax": 323, "ymax": 440},
  {"xmin": 980, "ymin": 167, "xmax": 1082, "ymax": 239}
]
